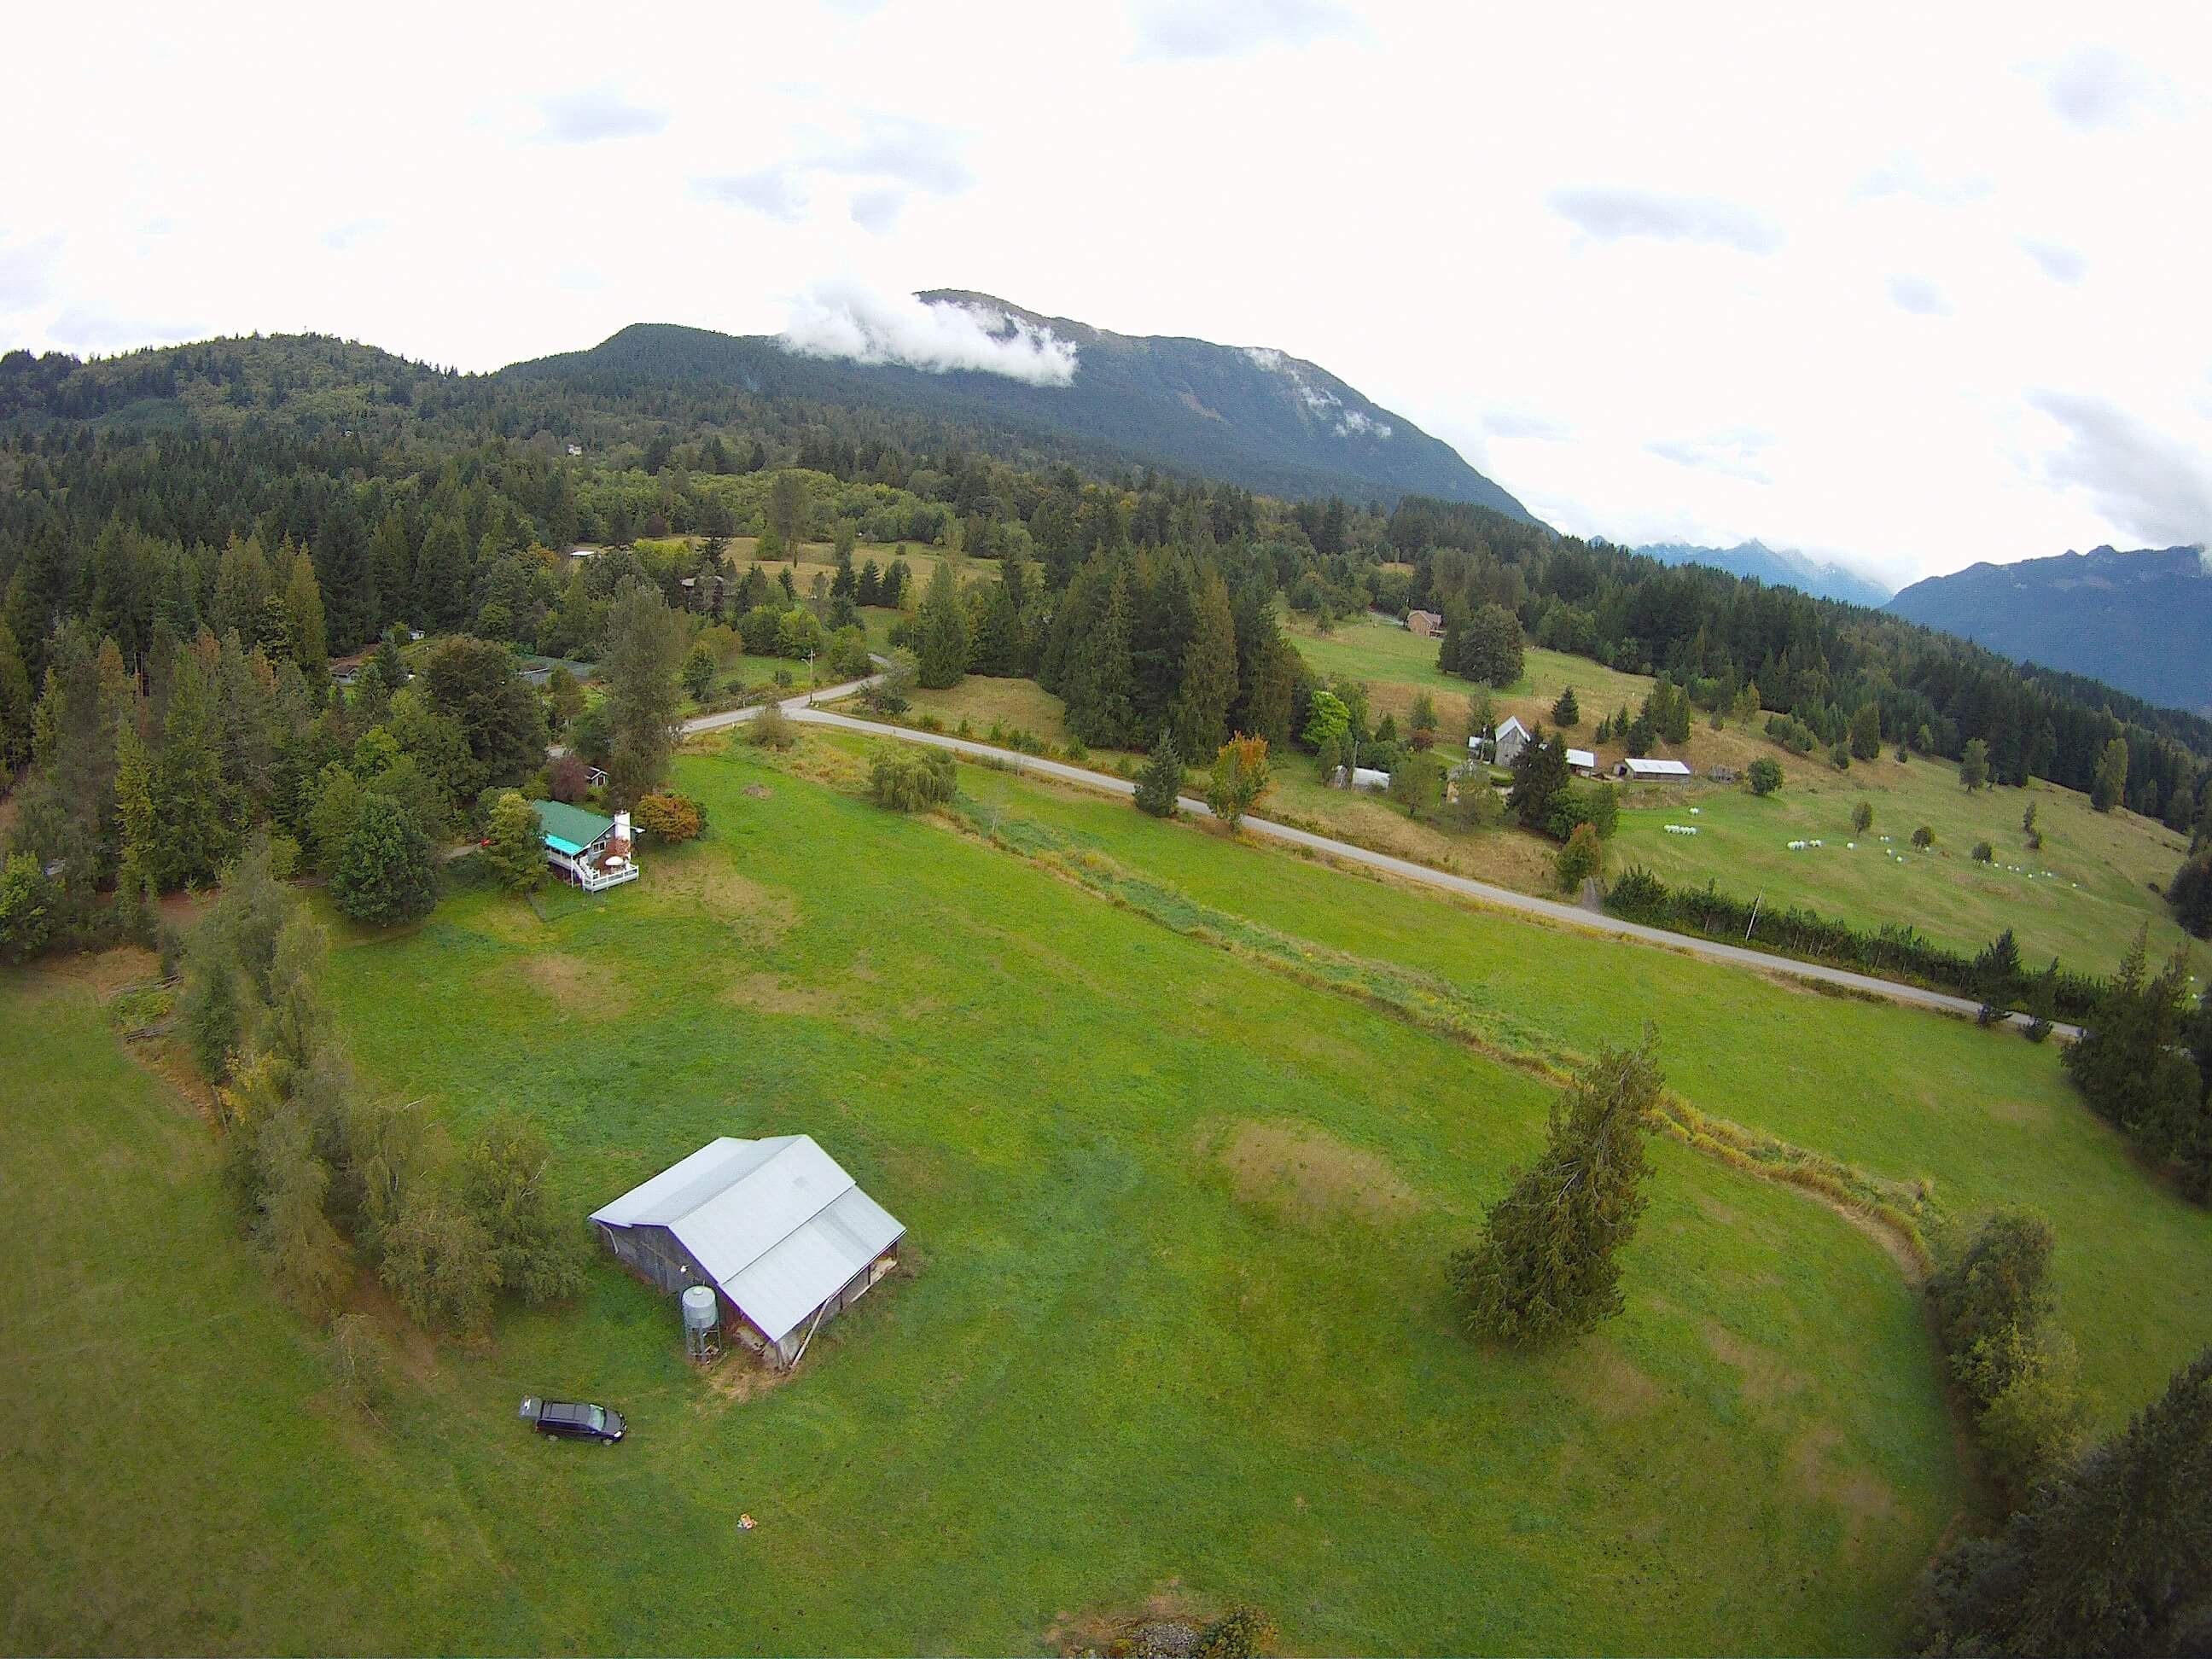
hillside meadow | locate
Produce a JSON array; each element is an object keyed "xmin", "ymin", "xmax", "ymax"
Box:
[
  {"xmin": 1271, "ymin": 613, "xmax": 2193, "ymax": 973},
  {"xmin": 7, "ymin": 735, "xmax": 2209, "ymax": 1656}
]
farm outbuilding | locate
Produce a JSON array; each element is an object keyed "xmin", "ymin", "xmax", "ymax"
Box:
[
  {"xmin": 1566, "ymin": 747, "xmax": 1598, "ymax": 777},
  {"xmin": 1616, "ymin": 757, "xmax": 1693, "ymax": 781},
  {"xmin": 590, "ymin": 1136, "xmax": 905, "ymax": 1370},
  {"xmin": 1405, "ymin": 609, "xmax": 1444, "ymax": 638}
]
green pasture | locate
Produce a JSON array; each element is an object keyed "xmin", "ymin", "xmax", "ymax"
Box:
[{"xmin": 8, "ymin": 736, "xmax": 2208, "ymax": 1654}]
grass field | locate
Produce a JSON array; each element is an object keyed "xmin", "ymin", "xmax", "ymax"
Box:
[
  {"xmin": 1282, "ymin": 614, "xmax": 2193, "ymax": 971},
  {"xmin": 9, "ymin": 735, "xmax": 2210, "ymax": 1654}
]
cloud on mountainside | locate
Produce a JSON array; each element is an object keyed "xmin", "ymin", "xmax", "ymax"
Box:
[
  {"xmin": 1545, "ymin": 187, "xmax": 1782, "ymax": 254},
  {"xmin": 536, "ymin": 86, "xmax": 670, "ymax": 143},
  {"xmin": 778, "ymin": 283, "xmax": 1080, "ymax": 386},
  {"xmin": 2029, "ymin": 392, "xmax": 2212, "ymax": 558},
  {"xmin": 2020, "ymin": 239, "xmax": 2088, "ymax": 284},
  {"xmin": 1127, "ymin": 0, "xmax": 1360, "ymax": 61}
]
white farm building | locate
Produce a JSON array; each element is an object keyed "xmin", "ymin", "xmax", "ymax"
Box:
[{"xmin": 590, "ymin": 1136, "xmax": 905, "ymax": 1369}]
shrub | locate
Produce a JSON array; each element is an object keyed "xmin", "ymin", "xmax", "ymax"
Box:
[
  {"xmin": 1448, "ymin": 774, "xmax": 1505, "ymax": 832},
  {"xmin": 1192, "ymin": 1608, "xmax": 1278, "ymax": 1659},
  {"xmin": 1973, "ymin": 841, "xmax": 1994, "ymax": 864},
  {"xmin": 1205, "ymin": 734, "xmax": 1272, "ymax": 830},
  {"xmin": 1389, "ymin": 749, "xmax": 1449, "ymax": 819},
  {"xmin": 482, "ymin": 792, "xmax": 544, "ymax": 893},
  {"xmin": 546, "ymin": 753, "xmax": 590, "ymax": 803},
  {"xmin": 1912, "ymin": 825, "xmax": 1935, "ymax": 849},
  {"xmin": 633, "ymin": 792, "xmax": 705, "ymax": 843},
  {"xmin": 2168, "ymin": 851, "xmax": 2212, "ymax": 939},
  {"xmin": 1747, "ymin": 758, "xmax": 1784, "ymax": 796},
  {"xmin": 748, "ymin": 702, "xmax": 799, "ymax": 750},
  {"xmin": 1545, "ymin": 779, "xmax": 1619, "ymax": 841},
  {"xmin": 1556, "ymin": 821, "xmax": 1604, "ymax": 889},
  {"xmin": 0, "ymin": 851, "xmax": 59, "ymax": 965},
  {"xmin": 869, "ymin": 746, "xmax": 958, "ymax": 812},
  {"xmin": 1852, "ymin": 800, "xmax": 1873, "ymax": 835},
  {"xmin": 327, "ymin": 1313, "xmax": 390, "ymax": 1422}
]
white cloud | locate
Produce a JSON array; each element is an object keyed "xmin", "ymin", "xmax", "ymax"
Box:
[
  {"xmin": 1646, "ymin": 429, "xmax": 1774, "ymax": 486},
  {"xmin": 1855, "ymin": 154, "xmax": 1993, "ymax": 206},
  {"xmin": 2020, "ymin": 239, "xmax": 2088, "ymax": 284},
  {"xmin": 1128, "ymin": 0, "xmax": 1359, "ymax": 61},
  {"xmin": 2040, "ymin": 45, "xmax": 2168, "ymax": 131},
  {"xmin": 1887, "ymin": 274, "xmax": 1952, "ymax": 316},
  {"xmin": 778, "ymin": 282, "xmax": 1080, "ymax": 385},
  {"xmin": 1546, "ymin": 187, "xmax": 1782, "ymax": 254},
  {"xmin": 0, "ymin": 234, "xmax": 61, "ymax": 311},
  {"xmin": 694, "ymin": 169, "xmax": 812, "ymax": 221},
  {"xmin": 849, "ymin": 187, "xmax": 906, "ymax": 234},
  {"xmin": 536, "ymin": 85, "xmax": 669, "ymax": 143},
  {"xmin": 2028, "ymin": 392, "xmax": 2212, "ymax": 552}
]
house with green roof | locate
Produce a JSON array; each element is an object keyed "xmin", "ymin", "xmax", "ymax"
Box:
[{"xmin": 532, "ymin": 800, "xmax": 640, "ymax": 892}]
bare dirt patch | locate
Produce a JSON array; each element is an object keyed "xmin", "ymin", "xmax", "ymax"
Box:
[
  {"xmin": 521, "ymin": 953, "xmax": 634, "ymax": 1017},
  {"xmin": 1569, "ymin": 1340, "xmax": 1664, "ymax": 1422},
  {"xmin": 1702, "ymin": 1320, "xmax": 1812, "ymax": 1409},
  {"xmin": 1045, "ymin": 1582, "xmax": 1207, "ymax": 1658},
  {"xmin": 722, "ymin": 972, "xmax": 841, "ymax": 1019},
  {"xmin": 654, "ymin": 857, "xmax": 799, "ymax": 946},
  {"xmin": 1788, "ymin": 1423, "xmax": 1898, "ymax": 1561},
  {"xmin": 697, "ymin": 1353, "xmax": 795, "ymax": 1408},
  {"xmin": 1214, "ymin": 1119, "xmax": 1421, "ymax": 1228},
  {"xmin": 742, "ymin": 783, "xmax": 773, "ymax": 800}
]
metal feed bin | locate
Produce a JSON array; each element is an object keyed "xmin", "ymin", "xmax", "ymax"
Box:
[{"xmin": 681, "ymin": 1284, "xmax": 721, "ymax": 1362}]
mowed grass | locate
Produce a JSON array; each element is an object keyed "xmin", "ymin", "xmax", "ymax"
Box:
[
  {"xmin": 1281, "ymin": 614, "xmax": 2192, "ymax": 971},
  {"xmin": 1607, "ymin": 757, "xmax": 2195, "ymax": 970},
  {"xmin": 941, "ymin": 757, "xmax": 2212, "ymax": 1421},
  {"xmin": 3, "ymin": 744, "xmax": 2013, "ymax": 1656}
]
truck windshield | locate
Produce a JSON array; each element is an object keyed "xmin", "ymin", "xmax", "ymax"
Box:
[{"xmin": 588, "ymin": 1406, "xmax": 606, "ymax": 1431}]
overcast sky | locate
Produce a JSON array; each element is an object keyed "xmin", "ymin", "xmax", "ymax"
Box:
[{"xmin": 6, "ymin": 0, "xmax": 2210, "ymax": 587}]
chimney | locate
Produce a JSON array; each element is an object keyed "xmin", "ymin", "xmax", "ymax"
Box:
[{"xmin": 614, "ymin": 810, "xmax": 632, "ymax": 846}]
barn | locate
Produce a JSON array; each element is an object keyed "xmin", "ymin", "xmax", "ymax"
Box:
[{"xmin": 589, "ymin": 1136, "xmax": 904, "ymax": 1369}]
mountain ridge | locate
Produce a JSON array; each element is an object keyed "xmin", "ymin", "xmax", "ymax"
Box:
[
  {"xmin": 504, "ymin": 293, "xmax": 1540, "ymax": 520},
  {"xmin": 1885, "ymin": 543, "xmax": 2212, "ymax": 713},
  {"xmin": 1634, "ymin": 538, "xmax": 1893, "ymax": 608}
]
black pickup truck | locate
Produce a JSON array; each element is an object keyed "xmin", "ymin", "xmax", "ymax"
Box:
[{"xmin": 518, "ymin": 1396, "xmax": 626, "ymax": 1442}]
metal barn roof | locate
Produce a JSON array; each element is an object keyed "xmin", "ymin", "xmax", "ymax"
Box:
[
  {"xmin": 1566, "ymin": 748, "xmax": 1597, "ymax": 770},
  {"xmin": 591, "ymin": 1136, "xmax": 905, "ymax": 1342},
  {"xmin": 1494, "ymin": 715, "xmax": 1530, "ymax": 741},
  {"xmin": 1622, "ymin": 757, "xmax": 1692, "ymax": 777}
]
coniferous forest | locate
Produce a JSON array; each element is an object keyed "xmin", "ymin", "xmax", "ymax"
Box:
[{"xmin": 3, "ymin": 331, "xmax": 2210, "ymax": 963}]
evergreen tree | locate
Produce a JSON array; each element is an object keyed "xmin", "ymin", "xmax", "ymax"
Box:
[
  {"xmin": 2092, "ymin": 736, "xmax": 2129, "ymax": 812},
  {"xmin": 1133, "ymin": 732, "xmax": 1183, "ymax": 818},
  {"xmin": 1551, "ymin": 686, "xmax": 1579, "ymax": 727},
  {"xmin": 599, "ymin": 579, "xmax": 686, "ymax": 807},
  {"xmin": 1172, "ymin": 571, "xmax": 1238, "ymax": 761},
  {"xmin": 1848, "ymin": 701, "xmax": 1883, "ymax": 760},
  {"xmin": 1961, "ymin": 736, "xmax": 1992, "ymax": 791},
  {"xmin": 1451, "ymin": 1033, "xmax": 1661, "ymax": 1343},
  {"xmin": 0, "ymin": 619, "xmax": 34, "ymax": 774},
  {"xmin": 124, "ymin": 646, "xmax": 232, "ymax": 888},
  {"xmin": 1507, "ymin": 725, "xmax": 1570, "ymax": 832},
  {"xmin": 330, "ymin": 793, "xmax": 437, "ymax": 927},
  {"xmin": 1063, "ymin": 565, "xmax": 1137, "ymax": 748},
  {"xmin": 916, "ymin": 560, "xmax": 970, "ymax": 689},
  {"xmin": 856, "ymin": 559, "xmax": 882, "ymax": 607},
  {"xmin": 412, "ymin": 517, "xmax": 467, "ymax": 632}
]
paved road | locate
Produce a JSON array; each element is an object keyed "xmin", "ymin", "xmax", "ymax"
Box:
[{"xmin": 686, "ymin": 685, "xmax": 2075, "ymax": 1036}]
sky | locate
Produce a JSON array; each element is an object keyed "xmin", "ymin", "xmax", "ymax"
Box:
[{"xmin": 4, "ymin": 0, "xmax": 2210, "ymax": 589}]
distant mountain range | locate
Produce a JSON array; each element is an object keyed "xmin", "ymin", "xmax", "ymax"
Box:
[
  {"xmin": 1634, "ymin": 539, "xmax": 1894, "ymax": 608},
  {"xmin": 1885, "ymin": 544, "xmax": 2212, "ymax": 713},
  {"xmin": 504, "ymin": 292, "xmax": 1538, "ymax": 520}
]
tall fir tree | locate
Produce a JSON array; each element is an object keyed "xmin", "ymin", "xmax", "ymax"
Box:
[
  {"xmin": 915, "ymin": 560, "xmax": 970, "ymax": 690},
  {"xmin": 1173, "ymin": 570, "xmax": 1238, "ymax": 762},
  {"xmin": 1451, "ymin": 1033, "xmax": 1662, "ymax": 1342}
]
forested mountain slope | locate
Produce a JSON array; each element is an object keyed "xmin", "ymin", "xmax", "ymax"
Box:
[
  {"xmin": 504, "ymin": 292, "xmax": 1537, "ymax": 518},
  {"xmin": 1886, "ymin": 544, "xmax": 2212, "ymax": 714},
  {"xmin": 1637, "ymin": 538, "xmax": 1892, "ymax": 608}
]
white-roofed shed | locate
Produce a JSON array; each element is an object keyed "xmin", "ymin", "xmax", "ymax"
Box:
[{"xmin": 590, "ymin": 1135, "xmax": 905, "ymax": 1367}]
